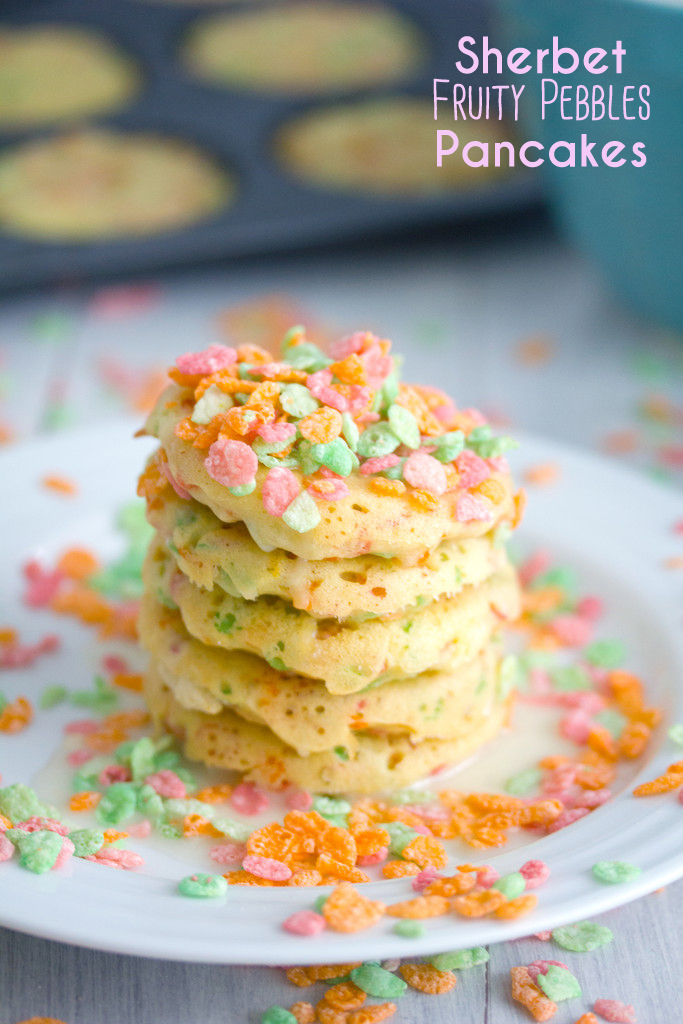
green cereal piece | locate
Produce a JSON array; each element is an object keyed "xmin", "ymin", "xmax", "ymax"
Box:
[
  {"xmin": 341, "ymin": 411, "xmax": 359, "ymax": 451},
  {"xmin": 376, "ymin": 821, "xmax": 417, "ymax": 857},
  {"xmin": 552, "ymin": 921, "xmax": 614, "ymax": 952},
  {"xmin": 261, "ymin": 1008, "xmax": 297, "ymax": 1024},
  {"xmin": 178, "ymin": 873, "xmax": 228, "ymax": 899},
  {"xmin": 174, "ymin": 767, "xmax": 197, "ymax": 791},
  {"xmin": 215, "ymin": 612, "xmax": 237, "ymax": 634},
  {"xmin": 153, "ymin": 749, "xmax": 181, "ymax": 770},
  {"xmin": 129, "ymin": 737, "xmax": 157, "ymax": 782},
  {"xmin": 136, "ymin": 784, "xmax": 164, "ymax": 820},
  {"xmin": 466, "ymin": 425, "xmax": 492, "ymax": 444},
  {"xmin": 115, "ymin": 739, "xmax": 136, "ymax": 765},
  {"xmin": 532, "ymin": 566, "xmax": 576, "ymax": 593},
  {"xmin": 390, "ymin": 788, "xmax": 433, "ymax": 805},
  {"xmin": 228, "ymin": 481, "xmax": 256, "ymax": 497},
  {"xmin": 0, "ymin": 692, "xmax": 7, "ymax": 713},
  {"xmin": 282, "ymin": 491, "xmax": 321, "ymax": 533},
  {"xmin": 592, "ymin": 860, "xmax": 641, "ymax": 885},
  {"xmin": 72, "ymin": 770, "xmax": 99, "ymax": 794},
  {"xmin": 387, "ymin": 404, "xmax": 420, "ymax": 449},
  {"xmin": 17, "ymin": 830, "xmax": 63, "ymax": 874},
  {"xmin": 0, "ymin": 783, "xmax": 44, "ymax": 823},
  {"xmin": 357, "ymin": 423, "xmax": 400, "ymax": 458},
  {"xmin": 350, "ymin": 964, "xmax": 407, "ymax": 998},
  {"xmin": 594, "ymin": 708, "xmax": 627, "ymax": 739},
  {"xmin": 392, "ymin": 920, "xmax": 426, "ymax": 938},
  {"xmin": 69, "ymin": 828, "xmax": 105, "ymax": 857},
  {"xmin": 280, "ymin": 383, "xmax": 319, "ymax": 418},
  {"xmin": 95, "ymin": 782, "xmax": 138, "ymax": 826},
  {"xmin": 281, "ymin": 325, "xmax": 305, "ymax": 350},
  {"xmin": 157, "ymin": 822, "xmax": 182, "ymax": 840},
  {"xmin": 433, "ymin": 430, "xmax": 465, "ymax": 463},
  {"xmin": 253, "ymin": 436, "xmax": 292, "ymax": 457},
  {"xmin": 334, "ymin": 746, "xmax": 349, "ymax": 761},
  {"xmin": 505, "ymin": 768, "xmax": 542, "ymax": 797},
  {"xmin": 584, "ymin": 639, "xmax": 626, "ymax": 668},
  {"xmin": 381, "ymin": 369, "xmax": 400, "ymax": 408},
  {"xmin": 70, "ymin": 675, "xmax": 118, "ymax": 714},
  {"xmin": 165, "ymin": 798, "xmax": 215, "ymax": 819},
  {"xmin": 429, "ymin": 948, "xmax": 489, "ymax": 971},
  {"xmin": 309, "ymin": 437, "xmax": 355, "ymax": 477},
  {"xmin": 212, "ymin": 817, "xmax": 252, "ymax": 842},
  {"xmin": 39, "ymin": 685, "xmax": 68, "ymax": 710},
  {"xmin": 498, "ymin": 654, "xmax": 521, "ymax": 700},
  {"xmin": 551, "ymin": 665, "xmax": 592, "ymax": 692},
  {"xmin": 314, "ymin": 893, "xmax": 329, "ymax": 913},
  {"xmin": 493, "ymin": 872, "xmax": 526, "ymax": 900},
  {"xmin": 473, "ymin": 436, "xmax": 519, "ymax": 459},
  {"xmin": 537, "ymin": 965, "xmax": 582, "ymax": 1002},
  {"xmin": 668, "ymin": 723, "xmax": 683, "ymax": 746},
  {"xmin": 286, "ymin": 342, "xmax": 330, "ymax": 372},
  {"xmin": 313, "ymin": 795, "xmax": 352, "ymax": 818}
]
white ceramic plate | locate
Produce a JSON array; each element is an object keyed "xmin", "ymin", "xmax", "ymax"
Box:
[{"xmin": 1, "ymin": 420, "xmax": 682, "ymax": 964}]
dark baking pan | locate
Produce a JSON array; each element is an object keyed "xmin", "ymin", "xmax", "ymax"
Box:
[{"xmin": 0, "ymin": 0, "xmax": 543, "ymax": 290}]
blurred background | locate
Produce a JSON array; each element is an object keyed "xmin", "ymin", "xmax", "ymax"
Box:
[{"xmin": 0, "ymin": 0, "xmax": 681, "ymax": 484}]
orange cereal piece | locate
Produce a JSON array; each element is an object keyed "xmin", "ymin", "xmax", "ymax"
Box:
[
  {"xmin": 475, "ymin": 478, "xmax": 506, "ymax": 504},
  {"xmin": 42, "ymin": 474, "xmax": 78, "ymax": 496},
  {"xmin": 354, "ymin": 828, "xmax": 390, "ymax": 859},
  {"xmin": 408, "ymin": 488, "xmax": 438, "ymax": 510},
  {"xmin": 519, "ymin": 800, "xmax": 563, "ymax": 826},
  {"xmin": 284, "ymin": 809, "xmax": 331, "ymax": 840},
  {"xmin": 69, "ymin": 791, "xmax": 101, "ymax": 812},
  {"xmin": 16, "ymin": 1018, "xmax": 70, "ymax": 1024},
  {"xmin": 523, "ymin": 463, "xmax": 559, "ymax": 486},
  {"xmin": 286, "ymin": 968, "xmax": 316, "ymax": 988},
  {"xmin": 322, "ymin": 882, "xmax": 385, "ymax": 933},
  {"xmin": 511, "ymin": 487, "xmax": 527, "ymax": 528},
  {"xmin": 452, "ymin": 889, "xmax": 507, "ymax": 918},
  {"xmin": 224, "ymin": 870, "xmax": 277, "ymax": 886},
  {"xmin": 608, "ymin": 671, "xmax": 644, "ymax": 716},
  {"xmin": 308, "ymin": 964, "xmax": 363, "ymax": 982},
  {"xmin": 195, "ymin": 784, "xmax": 233, "ymax": 804},
  {"xmin": 317, "ymin": 855, "xmax": 370, "ymax": 884},
  {"xmin": 318, "ymin": 826, "xmax": 357, "ymax": 867},
  {"xmin": 299, "ymin": 406, "xmax": 343, "ymax": 444},
  {"xmin": 618, "ymin": 721, "xmax": 651, "ymax": 759},
  {"xmin": 495, "ymin": 893, "xmax": 538, "ymax": 919},
  {"xmin": 0, "ymin": 812, "xmax": 12, "ymax": 830},
  {"xmin": 330, "ymin": 354, "xmax": 368, "ymax": 386},
  {"xmin": 510, "ymin": 966, "xmax": 557, "ymax": 1021},
  {"xmin": 572, "ymin": 1015, "xmax": 599, "ymax": 1024},
  {"xmin": 348, "ymin": 1006, "xmax": 397, "ymax": 1024},
  {"xmin": 386, "ymin": 895, "xmax": 450, "ymax": 919},
  {"xmin": 111, "ymin": 672, "xmax": 144, "ymax": 693},
  {"xmin": 317, "ymin": 1003, "xmax": 348, "ymax": 1024},
  {"xmin": 248, "ymin": 822, "xmax": 300, "ymax": 863},
  {"xmin": 0, "ymin": 696, "xmax": 33, "ymax": 733},
  {"xmin": 466, "ymin": 793, "xmax": 523, "ymax": 814},
  {"xmin": 382, "ymin": 859, "xmax": 421, "ymax": 879},
  {"xmin": 633, "ymin": 771, "xmax": 683, "ymax": 796},
  {"xmin": 182, "ymin": 814, "xmax": 222, "ymax": 838},
  {"xmin": 369, "ymin": 478, "xmax": 406, "ymax": 497},
  {"xmin": 324, "ymin": 981, "xmax": 366, "ymax": 1011},
  {"xmin": 587, "ymin": 726, "xmax": 618, "ymax": 761},
  {"xmin": 464, "ymin": 827, "xmax": 508, "ymax": 849},
  {"xmin": 425, "ymin": 873, "xmax": 476, "ymax": 897},
  {"xmin": 168, "ymin": 366, "xmax": 203, "ymax": 388},
  {"xmin": 401, "ymin": 834, "xmax": 448, "ymax": 870},
  {"xmin": 288, "ymin": 869, "xmax": 323, "ymax": 887},
  {"xmin": 0, "ymin": 628, "xmax": 18, "ymax": 645},
  {"xmin": 399, "ymin": 963, "xmax": 456, "ymax": 995},
  {"xmin": 289, "ymin": 1003, "xmax": 316, "ymax": 1024},
  {"xmin": 57, "ymin": 548, "xmax": 99, "ymax": 580}
]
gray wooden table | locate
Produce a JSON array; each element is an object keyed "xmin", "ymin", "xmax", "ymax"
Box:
[{"xmin": 1, "ymin": 222, "xmax": 682, "ymax": 1022}]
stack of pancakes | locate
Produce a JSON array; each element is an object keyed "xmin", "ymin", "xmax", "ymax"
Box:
[{"xmin": 138, "ymin": 333, "xmax": 522, "ymax": 794}]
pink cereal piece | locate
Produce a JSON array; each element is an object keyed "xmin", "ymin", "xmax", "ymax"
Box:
[
  {"xmin": 529, "ymin": 668, "xmax": 552, "ymax": 695},
  {"xmin": 412, "ymin": 867, "xmax": 442, "ymax": 891},
  {"xmin": 518, "ymin": 550, "xmax": 552, "ymax": 588},
  {"xmin": 359, "ymin": 454, "xmax": 401, "ymax": 475},
  {"xmin": 65, "ymin": 719, "xmax": 101, "ymax": 735},
  {"xmin": 455, "ymin": 493, "xmax": 492, "ymax": 523},
  {"xmin": 519, "ymin": 860, "xmax": 551, "ymax": 890},
  {"xmin": 593, "ymin": 999, "xmax": 637, "ymax": 1023},
  {"xmin": 357, "ymin": 849, "xmax": 388, "ymax": 867},
  {"xmin": 144, "ymin": 770, "xmax": 187, "ymax": 799},
  {"xmin": 242, "ymin": 854, "xmax": 292, "ymax": 882},
  {"xmin": 461, "ymin": 407, "xmax": 487, "ymax": 427},
  {"xmin": 257, "ymin": 421, "xmax": 297, "ymax": 444},
  {"xmin": 551, "ymin": 614, "xmax": 593, "ymax": 647},
  {"xmin": 546, "ymin": 807, "xmax": 590, "ymax": 834},
  {"xmin": 543, "ymin": 764, "xmax": 578, "ymax": 794},
  {"xmin": 0, "ymin": 634, "xmax": 59, "ymax": 668},
  {"xmin": 573, "ymin": 788, "xmax": 612, "ymax": 809},
  {"xmin": 161, "ymin": 462, "xmax": 193, "ymax": 500},
  {"xmin": 0, "ymin": 833, "xmax": 14, "ymax": 861},
  {"xmin": 103, "ymin": 654, "xmax": 130, "ymax": 675},
  {"xmin": 533, "ymin": 931, "xmax": 552, "ymax": 941},
  {"xmin": 476, "ymin": 866, "xmax": 499, "ymax": 889},
  {"xmin": 67, "ymin": 749, "xmax": 95, "ymax": 767},
  {"xmin": 284, "ymin": 788, "xmax": 313, "ymax": 812},
  {"xmin": 308, "ymin": 478, "xmax": 349, "ymax": 502},
  {"xmin": 231, "ymin": 781, "xmax": 269, "ymax": 816},
  {"xmin": 306, "ymin": 370, "xmax": 348, "ymax": 412},
  {"xmin": 282, "ymin": 909, "xmax": 326, "ymax": 937},
  {"xmin": 411, "ymin": 823, "xmax": 433, "ymax": 837},
  {"xmin": 487, "ymin": 455, "xmax": 510, "ymax": 474},
  {"xmin": 527, "ymin": 960, "xmax": 569, "ymax": 985},
  {"xmin": 99, "ymin": 765, "xmax": 131, "ymax": 786},
  {"xmin": 205, "ymin": 438, "xmax": 258, "ymax": 489},
  {"xmin": 176, "ymin": 344, "xmax": 237, "ymax": 376},
  {"xmin": 210, "ymin": 841, "xmax": 248, "ymax": 865},
  {"xmin": 455, "ymin": 450, "xmax": 491, "ymax": 488},
  {"xmin": 126, "ymin": 819, "xmax": 152, "ymax": 838},
  {"xmin": 329, "ymin": 331, "xmax": 369, "ymax": 361},
  {"xmin": 22, "ymin": 562, "xmax": 64, "ymax": 608},
  {"xmin": 262, "ymin": 466, "xmax": 300, "ymax": 516},
  {"xmin": 678, "ymin": 788, "xmax": 683, "ymax": 805},
  {"xmin": 88, "ymin": 848, "xmax": 145, "ymax": 870},
  {"xmin": 560, "ymin": 709, "xmax": 593, "ymax": 745},
  {"xmin": 16, "ymin": 817, "xmax": 69, "ymax": 836},
  {"xmin": 53, "ymin": 836, "xmax": 75, "ymax": 870},
  {"xmin": 347, "ymin": 385, "xmax": 373, "ymax": 416},
  {"xmin": 560, "ymin": 691, "xmax": 606, "ymax": 714},
  {"xmin": 576, "ymin": 596, "xmax": 604, "ymax": 621},
  {"xmin": 360, "ymin": 344, "xmax": 393, "ymax": 389},
  {"xmin": 403, "ymin": 451, "xmax": 447, "ymax": 496}
]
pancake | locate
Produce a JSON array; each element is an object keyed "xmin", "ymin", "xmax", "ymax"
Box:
[
  {"xmin": 145, "ymin": 385, "xmax": 517, "ymax": 562},
  {"xmin": 148, "ymin": 489, "xmax": 510, "ymax": 620},
  {"xmin": 144, "ymin": 536, "xmax": 520, "ymax": 693},
  {"xmin": 139, "ymin": 593, "xmax": 506, "ymax": 755},
  {"xmin": 144, "ymin": 661, "xmax": 510, "ymax": 794},
  {"xmin": 183, "ymin": 3, "xmax": 424, "ymax": 95},
  {"xmin": 0, "ymin": 130, "xmax": 232, "ymax": 240},
  {"xmin": 0, "ymin": 26, "xmax": 138, "ymax": 127},
  {"xmin": 276, "ymin": 97, "xmax": 516, "ymax": 196}
]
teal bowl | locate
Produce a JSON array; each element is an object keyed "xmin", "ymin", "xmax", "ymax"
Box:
[{"xmin": 497, "ymin": 0, "xmax": 683, "ymax": 332}]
